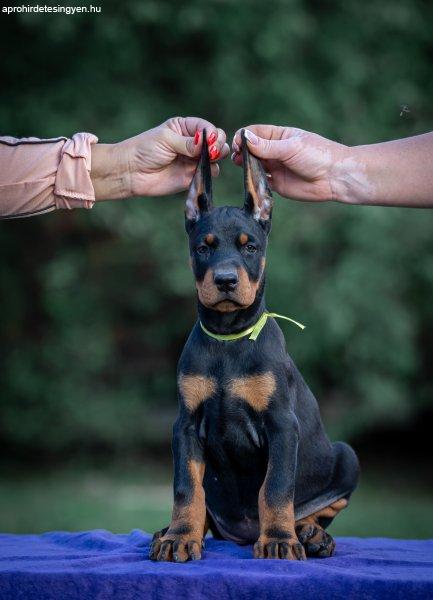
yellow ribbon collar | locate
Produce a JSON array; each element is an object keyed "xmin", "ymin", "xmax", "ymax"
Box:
[{"xmin": 200, "ymin": 311, "xmax": 305, "ymax": 342}]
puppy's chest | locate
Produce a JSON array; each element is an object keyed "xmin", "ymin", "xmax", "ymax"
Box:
[
  {"xmin": 178, "ymin": 370, "xmax": 276, "ymax": 415},
  {"xmin": 178, "ymin": 369, "xmax": 276, "ymax": 450}
]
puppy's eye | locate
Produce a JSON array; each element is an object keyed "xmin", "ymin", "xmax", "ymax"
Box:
[
  {"xmin": 196, "ymin": 245, "xmax": 209, "ymax": 255},
  {"xmin": 246, "ymin": 244, "xmax": 257, "ymax": 253}
]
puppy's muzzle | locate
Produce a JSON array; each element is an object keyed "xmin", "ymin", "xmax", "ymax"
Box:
[{"xmin": 214, "ymin": 269, "xmax": 239, "ymax": 293}]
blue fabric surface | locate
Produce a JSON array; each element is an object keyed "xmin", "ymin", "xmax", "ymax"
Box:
[{"xmin": 0, "ymin": 530, "xmax": 432, "ymax": 600}]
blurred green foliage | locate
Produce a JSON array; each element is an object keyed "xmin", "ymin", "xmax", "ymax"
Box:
[
  {"xmin": 1, "ymin": 0, "xmax": 433, "ymax": 455},
  {"xmin": 1, "ymin": 462, "xmax": 432, "ymax": 538}
]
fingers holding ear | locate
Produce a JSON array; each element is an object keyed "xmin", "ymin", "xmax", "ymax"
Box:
[
  {"xmin": 194, "ymin": 128, "xmax": 228, "ymax": 162},
  {"xmin": 233, "ymin": 129, "xmax": 287, "ymax": 162},
  {"xmin": 231, "ymin": 151, "xmax": 243, "ymax": 166},
  {"xmin": 179, "ymin": 116, "xmax": 218, "ymax": 138},
  {"xmin": 214, "ymin": 128, "xmax": 230, "ymax": 160},
  {"xmin": 214, "ymin": 128, "xmax": 229, "ymax": 159},
  {"xmin": 164, "ymin": 117, "xmax": 228, "ymax": 162},
  {"xmin": 232, "ymin": 124, "xmax": 290, "ymax": 148},
  {"xmin": 164, "ymin": 126, "xmax": 202, "ymax": 159},
  {"xmin": 232, "ymin": 125, "xmax": 303, "ymax": 163}
]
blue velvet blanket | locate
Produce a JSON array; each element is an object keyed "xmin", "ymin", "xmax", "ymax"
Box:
[{"xmin": 0, "ymin": 530, "xmax": 432, "ymax": 599}]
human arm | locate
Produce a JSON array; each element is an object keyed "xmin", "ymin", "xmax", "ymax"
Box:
[
  {"xmin": 92, "ymin": 116, "xmax": 228, "ymax": 200},
  {"xmin": 232, "ymin": 126, "xmax": 433, "ymax": 207},
  {"xmin": 0, "ymin": 117, "xmax": 228, "ymax": 219},
  {"xmin": 0, "ymin": 133, "xmax": 97, "ymax": 219}
]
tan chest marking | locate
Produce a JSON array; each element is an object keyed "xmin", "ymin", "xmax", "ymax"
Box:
[
  {"xmin": 178, "ymin": 374, "xmax": 216, "ymax": 412},
  {"xmin": 229, "ymin": 372, "xmax": 276, "ymax": 412}
]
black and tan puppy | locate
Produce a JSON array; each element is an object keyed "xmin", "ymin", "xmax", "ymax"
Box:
[{"xmin": 150, "ymin": 130, "xmax": 359, "ymax": 562}]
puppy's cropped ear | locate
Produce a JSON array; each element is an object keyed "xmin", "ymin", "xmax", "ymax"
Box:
[
  {"xmin": 185, "ymin": 128, "xmax": 213, "ymax": 232},
  {"xmin": 242, "ymin": 129, "xmax": 273, "ymax": 231}
]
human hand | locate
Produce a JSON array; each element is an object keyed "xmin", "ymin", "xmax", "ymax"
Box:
[
  {"xmin": 91, "ymin": 117, "xmax": 229, "ymax": 200},
  {"xmin": 232, "ymin": 125, "xmax": 349, "ymax": 202}
]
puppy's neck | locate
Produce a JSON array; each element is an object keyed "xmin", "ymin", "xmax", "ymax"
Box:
[{"xmin": 197, "ymin": 279, "xmax": 266, "ymax": 335}]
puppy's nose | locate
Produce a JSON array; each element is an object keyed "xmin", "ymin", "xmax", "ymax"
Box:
[{"xmin": 214, "ymin": 269, "xmax": 239, "ymax": 292}]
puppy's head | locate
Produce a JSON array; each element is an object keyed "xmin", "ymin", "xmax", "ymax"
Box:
[{"xmin": 185, "ymin": 129, "xmax": 273, "ymax": 313}]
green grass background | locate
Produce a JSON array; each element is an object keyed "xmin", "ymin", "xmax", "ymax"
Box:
[{"xmin": 2, "ymin": 462, "xmax": 432, "ymax": 539}]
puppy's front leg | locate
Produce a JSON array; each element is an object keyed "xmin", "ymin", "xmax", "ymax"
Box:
[
  {"xmin": 150, "ymin": 412, "xmax": 206, "ymax": 562},
  {"xmin": 255, "ymin": 410, "xmax": 306, "ymax": 560}
]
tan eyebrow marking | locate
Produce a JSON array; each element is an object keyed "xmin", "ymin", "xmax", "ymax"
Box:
[
  {"xmin": 205, "ymin": 233, "xmax": 215, "ymax": 245},
  {"xmin": 239, "ymin": 233, "xmax": 248, "ymax": 245}
]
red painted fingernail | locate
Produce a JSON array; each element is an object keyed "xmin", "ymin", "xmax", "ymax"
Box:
[
  {"xmin": 194, "ymin": 131, "xmax": 200, "ymax": 145},
  {"xmin": 207, "ymin": 132, "xmax": 217, "ymax": 145},
  {"xmin": 209, "ymin": 146, "xmax": 220, "ymax": 160}
]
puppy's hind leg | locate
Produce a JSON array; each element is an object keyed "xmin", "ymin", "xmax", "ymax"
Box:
[{"xmin": 295, "ymin": 498, "xmax": 348, "ymax": 558}]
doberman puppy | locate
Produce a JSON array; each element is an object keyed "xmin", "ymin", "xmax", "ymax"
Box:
[{"xmin": 150, "ymin": 130, "xmax": 359, "ymax": 562}]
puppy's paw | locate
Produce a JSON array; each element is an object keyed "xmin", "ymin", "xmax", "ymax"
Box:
[
  {"xmin": 149, "ymin": 529, "xmax": 203, "ymax": 562},
  {"xmin": 253, "ymin": 535, "xmax": 306, "ymax": 560},
  {"xmin": 150, "ymin": 527, "xmax": 169, "ymax": 543},
  {"xmin": 295, "ymin": 520, "xmax": 336, "ymax": 558}
]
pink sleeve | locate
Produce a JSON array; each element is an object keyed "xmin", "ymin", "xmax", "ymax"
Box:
[{"xmin": 0, "ymin": 132, "xmax": 98, "ymax": 219}]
